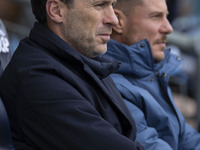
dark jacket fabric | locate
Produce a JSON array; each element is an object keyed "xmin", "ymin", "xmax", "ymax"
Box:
[
  {"xmin": 105, "ymin": 39, "xmax": 200, "ymax": 150},
  {"xmin": 0, "ymin": 22, "xmax": 144, "ymax": 150},
  {"xmin": 0, "ymin": 20, "xmax": 12, "ymax": 75}
]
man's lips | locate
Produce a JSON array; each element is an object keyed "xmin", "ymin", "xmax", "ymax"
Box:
[
  {"xmin": 99, "ymin": 34, "xmax": 111, "ymax": 42},
  {"xmin": 158, "ymin": 42, "xmax": 166, "ymax": 47},
  {"xmin": 154, "ymin": 41, "xmax": 167, "ymax": 50},
  {"xmin": 157, "ymin": 40, "xmax": 167, "ymax": 44},
  {"xmin": 154, "ymin": 38, "xmax": 167, "ymax": 45}
]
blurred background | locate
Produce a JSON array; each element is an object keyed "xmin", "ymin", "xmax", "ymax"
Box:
[
  {"xmin": 166, "ymin": 0, "xmax": 200, "ymax": 131},
  {"xmin": 0, "ymin": 0, "xmax": 34, "ymax": 53},
  {"xmin": 1, "ymin": 0, "xmax": 200, "ymax": 131}
]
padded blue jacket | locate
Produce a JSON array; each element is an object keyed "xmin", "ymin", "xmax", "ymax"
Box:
[{"xmin": 105, "ymin": 38, "xmax": 200, "ymax": 150}]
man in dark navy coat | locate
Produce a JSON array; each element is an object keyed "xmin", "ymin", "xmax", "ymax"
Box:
[{"xmin": 0, "ymin": 0, "xmax": 144, "ymax": 149}]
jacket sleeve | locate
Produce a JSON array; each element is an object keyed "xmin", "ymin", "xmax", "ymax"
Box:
[
  {"xmin": 180, "ymin": 120, "xmax": 200, "ymax": 150},
  {"xmin": 17, "ymin": 68, "xmax": 143, "ymax": 150},
  {"xmin": 110, "ymin": 74, "xmax": 173, "ymax": 149},
  {"xmin": 124, "ymin": 99, "xmax": 173, "ymax": 150}
]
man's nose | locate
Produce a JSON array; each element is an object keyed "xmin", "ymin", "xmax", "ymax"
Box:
[
  {"xmin": 160, "ymin": 17, "xmax": 173, "ymax": 34},
  {"xmin": 103, "ymin": 6, "xmax": 119, "ymax": 26}
]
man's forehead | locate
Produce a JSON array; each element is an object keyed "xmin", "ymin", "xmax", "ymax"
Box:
[
  {"xmin": 139, "ymin": 0, "xmax": 167, "ymax": 11},
  {"xmin": 88, "ymin": 0, "xmax": 117, "ymax": 3}
]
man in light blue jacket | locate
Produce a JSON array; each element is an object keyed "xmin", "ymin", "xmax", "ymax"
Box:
[{"xmin": 104, "ymin": 0, "xmax": 200, "ymax": 149}]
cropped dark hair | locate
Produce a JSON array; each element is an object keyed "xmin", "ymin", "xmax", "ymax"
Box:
[
  {"xmin": 31, "ymin": 0, "xmax": 73, "ymax": 23},
  {"xmin": 114, "ymin": 0, "xmax": 143, "ymax": 16}
]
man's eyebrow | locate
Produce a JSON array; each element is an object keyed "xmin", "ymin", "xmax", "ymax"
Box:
[
  {"xmin": 149, "ymin": 11, "xmax": 162, "ymax": 16},
  {"xmin": 149, "ymin": 10, "xmax": 169, "ymax": 16},
  {"xmin": 99, "ymin": 0, "xmax": 117, "ymax": 4}
]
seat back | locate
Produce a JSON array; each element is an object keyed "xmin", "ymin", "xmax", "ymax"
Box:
[{"xmin": 0, "ymin": 97, "xmax": 15, "ymax": 150}]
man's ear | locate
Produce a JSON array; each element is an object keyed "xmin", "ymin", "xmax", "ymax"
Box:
[
  {"xmin": 112, "ymin": 9, "xmax": 125, "ymax": 34},
  {"xmin": 46, "ymin": 0, "xmax": 64, "ymax": 23}
]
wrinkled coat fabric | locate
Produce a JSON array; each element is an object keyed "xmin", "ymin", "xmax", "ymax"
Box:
[
  {"xmin": 105, "ymin": 38, "xmax": 200, "ymax": 150},
  {"xmin": 0, "ymin": 23, "xmax": 144, "ymax": 150}
]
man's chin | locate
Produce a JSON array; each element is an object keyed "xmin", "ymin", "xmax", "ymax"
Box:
[
  {"xmin": 154, "ymin": 55, "xmax": 165, "ymax": 63},
  {"xmin": 97, "ymin": 44, "xmax": 107, "ymax": 54},
  {"xmin": 91, "ymin": 46, "xmax": 107, "ymax": 58}
]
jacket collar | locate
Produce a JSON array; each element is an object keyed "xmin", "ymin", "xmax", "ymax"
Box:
[
  {"xmin": 29, "ymin": 22, "xmax": 120, "ymax": 79},
  {"xmin": 105, "ymin": 38, "xmax": 181, "ymax": 78}
]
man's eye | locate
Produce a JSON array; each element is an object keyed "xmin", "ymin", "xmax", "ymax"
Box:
[
  {"xmin": 95, "ymin": 3, "xmax": 105, "ymax": 7},
  {"xmin": 152, "ymin": 16, "xmax": 158, "ymax": 20},
  {"xmin": 151, "ymin": 14, "xmax": 162, "ymax": 20},
  {"xmin": 152, "ymin": 15, "xmax": 159, "ymax": 18},
  {"xmin": 112, "ymin": 1, "xmax": 117, "ymax": 6}
]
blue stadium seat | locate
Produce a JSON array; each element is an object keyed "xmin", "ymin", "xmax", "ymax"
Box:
[{"xmin": 0, "ymin": 96, "xmax": 15, "ymax": 150}]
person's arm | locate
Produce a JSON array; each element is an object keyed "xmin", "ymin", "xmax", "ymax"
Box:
[
  {"xmin": 124, "ymin": 100, "xmax": 173, "ymax": 150},
  {"xmin": 180, "ymin": 119, "xmax": 200, "ymax": 150},
  {"xmin": 110, "ymin": 73, "xmax": 173, "ymax": 149},
  {"xmin": 17, "ymin": 68, "xmax": 143, "ymax": 150}
]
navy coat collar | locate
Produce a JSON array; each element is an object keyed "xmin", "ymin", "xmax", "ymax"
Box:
[{"xmin": 29, "ymin": 22, "xmax": 120, "ymax": 79}]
